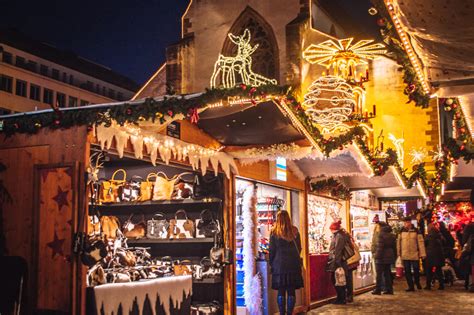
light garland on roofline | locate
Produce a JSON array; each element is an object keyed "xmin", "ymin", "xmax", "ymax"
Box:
[{"xmin": 230, "ymin": 143, "xmax": 314, "ymax": 165}]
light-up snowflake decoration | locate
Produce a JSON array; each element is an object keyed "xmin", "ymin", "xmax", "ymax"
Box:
[
  {"xmin": 303, "ymin": 38, "xmax": 386, "ymax": 79},
  {"xmin": 210, "ymin": 29, "xmax": 277, "ymax": 89},
  {"xmin": 431, "ymin": 145, "xmax": 444, "ymax": 161},
  {"xmin": 302, "ymin": 76, "xmax": 356, "ymax": 133},
  {"xmin": 388, "ymin": 133, "xmax": 405, "ymax": 168},
  {"xmin": 409, "ymin": 147, "xmax": 427, "ymax": 164}
]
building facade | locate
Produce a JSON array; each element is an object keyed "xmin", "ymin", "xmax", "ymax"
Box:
[{"xmin": 0, "ymin": 29, "xmax": 139, "ymax": 114}]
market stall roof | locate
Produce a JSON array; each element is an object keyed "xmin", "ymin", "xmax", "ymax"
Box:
[
  {"xmin": 197, "ymin": 100, "xmax": 307, "ymax": 146},
  {"xmin": 388, "ymin": 0, "xmax": 474, "ymax": 139}
]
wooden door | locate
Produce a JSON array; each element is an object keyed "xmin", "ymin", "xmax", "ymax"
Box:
[{"xmin": 33, "ymin": 163, "xmax": 80, "ymax": 313}]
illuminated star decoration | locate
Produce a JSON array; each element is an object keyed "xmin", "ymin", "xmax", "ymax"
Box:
[
  {"xmin": 409, "ymin": 147, "xmax": 427, "ymax": 164},
  {"xmin": 430, "ymin": 145, "xmax": 444, "ymax": 161},
  {"xmin": 46, "ymin": 231, "xmax": 65, "ymax": 259},
  {"xmin": 303, "ymin": 38, "xmax": 386, "ymax": 79},
  {"xmin": 210, "ymin": 29, "xmax": 277, "ymax": 89},
  {"xmin": 52, "ymin": 186, "xmax": 70, "ymax": 212}
]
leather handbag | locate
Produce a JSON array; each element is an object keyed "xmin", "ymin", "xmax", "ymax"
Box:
[
  {"xmin": 116, "ymin": 248, "xmax": 137, "ymax": 267},
  {"xmin": 122, "ymin": 214, "xmax": 146, "ymax": 239},
  {"xmin": 139, "ymin": 173, "xmax": 156, "ymax": 201},
  {"xmin": 99, "ymin": 169, "xmax": 127, "ymax": 203},
  {"xmin": 147, "ymin": 213, "xmax": 169, "ymax": 239},
  {"xmin": 342, "ymin": 235, "xmax": 355, "ymax": 261},
  {"xmin": 193, "ymin": 173, "xmax": 221, "ymax": 199},
  {"xmin": 169, "ymin": 209, "xmax": 195, "ymax": 239},
  {"xmin": 191, "ymin": 301, "xmax": 222, "ymax": 315},
  {"xmin": 100, "ymin": 215, "xmax": 121, "ymax": 240},
  {"xmin": 196, "ymin": 209, "xmax": 220, "ymax": 238},
  {"xmin": 152, "ymin": 172, "xmax": 181, "ymax": 200},
  {"xmin": 121, "ymin": 176, "xmax": 142, "ymax": 202},
  {"xmin": 174, "ymin": 260, "xmax": 193, "ymax": 276},
  {"xmin": 347, "ymin": 241, "xmax": 361, "ymax": 267},
  {"xmin": 81, "ymin": 236, "xmax": 108, "ymax": 267}
]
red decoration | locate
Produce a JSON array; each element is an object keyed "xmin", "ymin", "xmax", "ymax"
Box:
[
  {"xmin": 126, "ymin": 108, "xmax": 133, "ymax": 115},
  {"xmin": 377, "ymin": 18, "xmax": 386, "ymax": 26},
  {"xmin": 249, "ymin": 87, "xmax": 257, "ymax": 94},
  {"xmin": 54, "ymin": 119, "xmax": 61, "ymax": 126},
  {"xmin": 167, "ymin": 110, "xmax": 174, "ymax": 117},
  {"xmin": 189, "ymin": 108, "xmax": 199, "ymax": 124},
  {"xmin": 240, "ymin": 83, "xmax": 247, "ymax": 90}
]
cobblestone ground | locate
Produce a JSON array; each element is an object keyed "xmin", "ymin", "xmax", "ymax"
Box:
[{"xmin": 308, "ymin": 278, "xmax": 474, "ymax": 315}]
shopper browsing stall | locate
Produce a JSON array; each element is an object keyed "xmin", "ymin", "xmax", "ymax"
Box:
[
  {"xmin": 397, "ymin": 218, "xmax": 426, "ymax": 292},
  {"xmin": 326, "ymin": 220, "xmax": 350, "ymax": 304},
  {"xmin": 424, "ymin": 223, "xmax": 445, "ymax": 290},
  {"xmin": 269, "ymin": 210, "xmax": 303, "ymax": 315},
  {"xmin": 372, "ymin": 225, "xmax": 396, "ymax": 295}
]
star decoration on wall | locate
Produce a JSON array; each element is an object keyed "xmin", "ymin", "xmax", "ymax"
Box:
[
  {"xmin": 46, "ymin": 231, "xmax": 65, "ymax": 259},
  {"xmin": 409, "ymin": 147, "xmax": 427, "ymax": 164},
  {"xmin": 52, "ymin": 186, "xmax": 69, "ymax": 211},
  {"xmin": 430, "ymin": 145, "xmax": 444, "ymax": 161}
]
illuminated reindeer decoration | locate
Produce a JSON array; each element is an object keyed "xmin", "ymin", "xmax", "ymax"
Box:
[{"xmin": 210, "ymin": 29, "xmax": 277, "ymax": 88}]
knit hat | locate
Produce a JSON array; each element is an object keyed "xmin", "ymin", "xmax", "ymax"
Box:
[
  {"xmin": 372, "ymin": 214, "xmax": 380, "ymax": 223},
  {"xmin": 330, "ymin": 220, "xmax": 342, "ymax": 230}
]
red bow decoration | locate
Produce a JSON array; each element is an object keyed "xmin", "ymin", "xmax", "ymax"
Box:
[{"xmin": 189, "ymin": 108, "xmax": 199, "ymax": 124}]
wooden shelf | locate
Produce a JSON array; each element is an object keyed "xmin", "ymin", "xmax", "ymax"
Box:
[
  {"xmin": 95, "ymin": 198, "xmax": 221, "ymax": 208},
  {"xmin": 193, "ymin": 277, "xmax": 223, "ymax": 284},
  {"xmin": 127, "ymin": 238, "xmax": 214, "ymax": 244}
]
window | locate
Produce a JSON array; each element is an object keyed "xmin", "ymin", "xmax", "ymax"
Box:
[
  {"xmin": 15, "ymin": 56, "xmax": 26, "ymax": 67},
  {"xmin": 108, "ymin": 88, "xmax": 115, "ymax": 99},
  {"xmin": 68, "ymin": 96, "xmax": 78, "ymax": 107},
  {"xmin": 15, "ymin": 79, "xmax": 27, "ymax": 97},
  {"xmin": 30, "ymin": 84, "xmax": 41, "ymax": 101},
  {"xmin": 27, "ymin": 60, "xmax": 37, "ymax": 72},
  {"xmin": 80, "ymin": 100, "xmax": 89, "ymax": 106},
  {"xmin": 69, "ymin": 74, "xmax": 74, "ymax": 85},
  {"xmin": 2, "ymin": 52, "xmax": 12, "ymax": 64},
  {"xmin": 0, "ymin": 75, "xmax": 13, "ymax": 93},
  {"xmin": 40, "ymin": 64, "xmax": 49, "ymax": 76},
  {"xmin": 62, "ymin": 72, "xmax": 67, "ymax": 83},
  {"xmin": 43, "ymin": 88, "xmax": 53, "ymax": 105},
  {"xmin": 52, "ymin": 69, "xmax": 60, "ymax": 80},
  {"xmin": 56, "ymin": 92, "xmax": 66, "ymax": 107}
]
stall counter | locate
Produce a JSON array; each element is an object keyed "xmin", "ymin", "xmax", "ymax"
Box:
[{"xmin": 309, "ymin": 254, "xmax": 336, "ymax": 302}]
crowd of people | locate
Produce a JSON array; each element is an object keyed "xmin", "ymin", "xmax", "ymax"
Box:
[{"xmin": 268, "ymin": 210, "xmax": 474, "ymax": 314}]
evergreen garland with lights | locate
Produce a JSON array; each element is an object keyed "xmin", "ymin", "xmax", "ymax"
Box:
[{"xmin": 311, "ymin": 178, "xmax": 351, "ymax": 200}]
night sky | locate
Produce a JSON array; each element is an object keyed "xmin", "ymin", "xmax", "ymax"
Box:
[
  {"xmin": 0, "ymin": 0, "xmax": 189, "ymax": 85},
  {"xmin": 0, "ymin": 0, "xmax": 374, "ymax": 85}
]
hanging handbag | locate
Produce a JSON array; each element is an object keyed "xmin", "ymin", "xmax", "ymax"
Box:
[
  {"xmin": 169, "ymin": 209, "xmax": 195, "ymax": 239},
  {"xmin": 342, "ymin": 234, "xmax": 355, "ymax": 261},
  {"xmin": 139, "ymin": 173, "xmax": 156, "ymax": 201},
  {"xmin": 196, "ymin": 209, "xmax": 220, "ymax": 238},
  {"xmin": 152, "ymin": 172, "xmax": 181, "ymax": 200},
  {"xmin": 100, "ymin": 215, "xmax": 121, "ymax": 240},
  {"xmin": 193, "ymin": 173, "xmax": 221, "ymax": 199},
  {"xmin": 147, "ymin": 213, "xmax": 169, "ymax": 239},
  {"xmin": 122, "ymin": 214, "xmax": 146, "ymax": 239},
  {"xmin": 347, "ymin": 240, "xmax": 361, "ymax": 267},
  {"xmin": 191, "ymin": 301, "xmax": 222, "ymax": 315},
  {"xmin": 81, "ymin": 236, "xmax": 108, "ymax": 267},
  {"xmin": 99, "ymin": 169, "xmax": 127, "ymax": 203},
  {"xmin": 121, "ymin": 176, "xmax": 142, "ymax": 202},
  {"xmin": 172, "ymin": 172, "xmax": 194, "ymax": 199}
]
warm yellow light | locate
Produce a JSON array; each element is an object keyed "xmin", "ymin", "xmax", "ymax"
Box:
[
  {"xmin": 417, "ymin": 180, "xmax": 427, "ymax": 199},
  {"xmin": 391, "ymin": 166, "xmax": 407, "ymax": 189},
  {"xmin": 303, "ymin": 38, "xmax": 386, "ymax": 79},
  {"xmin": 388, "ymin": 133, "xmax": 405, "ymax": 168}
]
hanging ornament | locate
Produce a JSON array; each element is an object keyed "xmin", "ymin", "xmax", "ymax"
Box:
[
  {"xmin": 405, "ymin": 83, "xmax": 416, "ymax": 94},
  {"xmin": 126, "ymin": 108, "xmax": 133, "ymax": 115},
  {"xmin": 445, "ymin": 98, "xmax": 454, "ymax": 106},
  {"xmin": 445, "ymin": 106, "xmax": 452, "ymax": 112},
  {"xmin": 35, "ymin": 122, "xmax": 42, "ymax": 129},
  {"xmin": 54, "ymin": 119, "xmax": 61, "ymax": 126},
  {"xmin": 302, "ymin": 76, "xmax": 356, "ymax": 134},
  {"xmin": 377, "ymin": 18, "xmax": 386, "ymax": 27},
  {"xmin": 368, "ymin": 7, "xmax": 378, "ymax": 15}
]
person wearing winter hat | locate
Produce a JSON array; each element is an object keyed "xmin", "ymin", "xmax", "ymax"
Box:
[{"xmin": 326, "ymin": 220, "xmax": 350, "ymax": 304}]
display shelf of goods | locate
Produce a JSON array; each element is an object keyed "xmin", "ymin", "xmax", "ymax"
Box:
[
  {"xmin": 86, "ymin": 153, "xmax": 226, "ymax": 311},
  {"xmin": 127, "ymin": 238, "xmax": 215, "ymax": 244}
]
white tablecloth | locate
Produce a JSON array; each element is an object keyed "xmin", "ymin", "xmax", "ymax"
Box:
[{"xmin": 94, "ymin": 275, "xmax": 192, "ymax": 315}]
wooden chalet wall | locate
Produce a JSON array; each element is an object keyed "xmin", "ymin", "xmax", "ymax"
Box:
[{"xmin": 0, "ymin": 126, "xmax": 88, "ymax": 314}]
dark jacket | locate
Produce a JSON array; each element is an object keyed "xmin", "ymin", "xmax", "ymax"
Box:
[
  {"xmin": 269, "ymin": 229, "xmax": 302, "ymax": 275},
  {"xmin": 425, "ymin": 229, "xmax": 445, "ymax": 267},
  {"xmin": 439, "ymin": 222, "xmax": 455, "ymax": 259},
  {"xmin": 375, "ymin": 225, "xmax": 396, "ymax": 264},
  {"xmin": 462, "ymin": 222, "xmax": 474, "ymax": 264},
  {"xmin": 326, "ymin": 229, "xmax": 349, "ymax": 272}
]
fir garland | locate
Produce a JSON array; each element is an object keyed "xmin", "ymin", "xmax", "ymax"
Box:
[
  {"xmin": 372, "ymin": 2, "xmax": 430, "ymax": 108},
  {"xmin": 311, "ymin": 178, "xmax": 351, "ymax": 200}
]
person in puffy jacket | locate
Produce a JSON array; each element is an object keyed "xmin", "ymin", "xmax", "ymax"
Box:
[
  {"xmin": 397, "ymin": 218, "xmax": 426, "ymax": 291},
  {"xmin": 269, "ymin": 210, "xmax": 303, "ymax": 315},
  {"xmin": 424, "ymin": 223, "xmax": 445, "ymax": 290},
  {"xmin": 372, "ymin": 225, "xmax": 396, "ymax": 295}
]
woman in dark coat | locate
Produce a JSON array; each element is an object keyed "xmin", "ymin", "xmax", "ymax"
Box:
[
  {"xmin": 269, "ymin": 210, "xmax": 303, "ymax": 315},
  {"xmin": 373, "ymin": 224, "xmax": 396, "ymax": 294},
  {"xmin": 326, "ymin": 220, "xmax": 349, "ymax": 304},
  {"xmin": 424, "ymin": 223, "xmax": 445, "ymax": 290}
]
